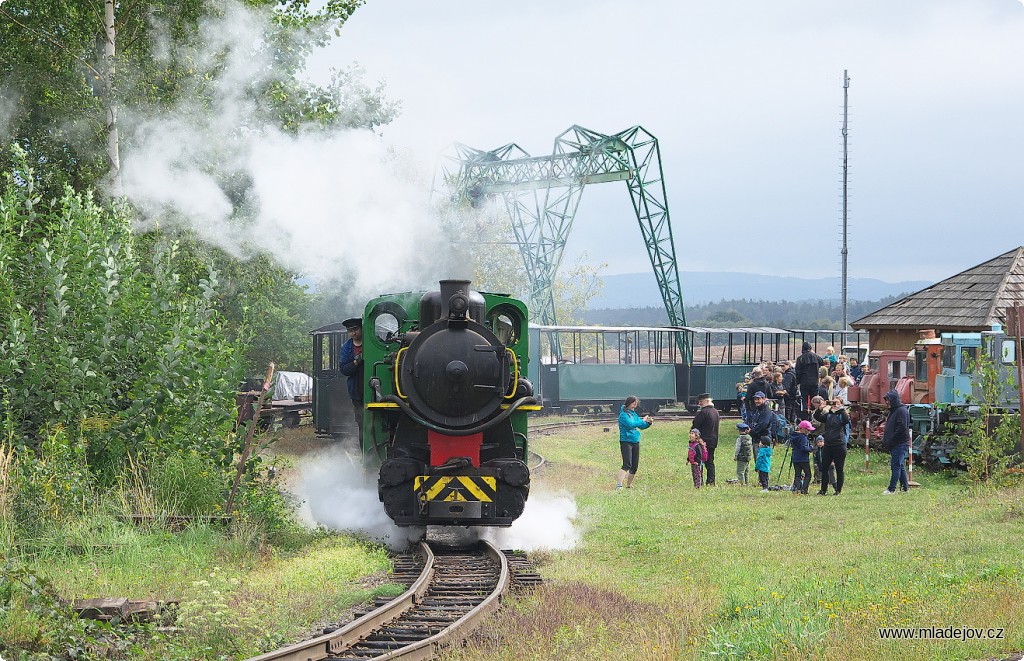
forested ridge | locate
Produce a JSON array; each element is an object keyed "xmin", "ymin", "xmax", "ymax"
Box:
[{"xmin": 584, "ymin": 294, "xmax": 904, "ymax": 328}]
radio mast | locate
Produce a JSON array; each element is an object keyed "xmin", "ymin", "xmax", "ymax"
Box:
[{"xmin": 841, "ymin": 70, "xmax": 850, "ymax": 330}]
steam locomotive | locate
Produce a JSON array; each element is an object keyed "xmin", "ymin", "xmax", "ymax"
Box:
[{"xmin": 312, "ymin": 280, "xmax": 538, "ymax": 527}]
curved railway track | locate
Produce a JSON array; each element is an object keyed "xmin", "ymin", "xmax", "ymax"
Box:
[
  {"xmin": 256, "ymin": 413, "xmax": 711, "ymax": 660},
  {"xmin": 249, "ymin": 540, "xmax": 538, "ymax": 661}
]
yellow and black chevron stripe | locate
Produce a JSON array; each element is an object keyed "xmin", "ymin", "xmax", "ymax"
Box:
[{"xmin": 413, "ymin": 475, "xmax": 497, "ymax": 503}]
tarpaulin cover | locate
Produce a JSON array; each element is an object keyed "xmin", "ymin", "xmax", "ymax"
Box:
[{"xmin": 274, "ymin": 371, "xmax": 312, "ymax": 400}]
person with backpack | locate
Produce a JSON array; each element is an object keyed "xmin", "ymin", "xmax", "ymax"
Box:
[
  {"xmin": 733, "ymin": 422, "xmax": 753, "ymax": 485},
  {"xmin": 687, "ymin": 429, "xmax": 708, "ymax": 489},
  {"xmin": 749, "ymin": 391, "xmax": 775, "ymax": 449}
]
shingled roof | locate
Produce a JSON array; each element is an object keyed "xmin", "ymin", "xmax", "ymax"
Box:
[{"xmin": 851, "ymin": 246, "xmax": 1024, "ymax": 330}]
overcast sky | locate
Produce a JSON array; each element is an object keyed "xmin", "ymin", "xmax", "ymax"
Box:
[{"xmin": 310, "ymin": 0, "xmax": 1024, "ymax": 283}]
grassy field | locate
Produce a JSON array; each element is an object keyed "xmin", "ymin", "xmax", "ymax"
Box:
[
  {"xmin": 5, "ymin": 420, "xmax": 1022, "ymax": 660},
  {"xmin": 449, "ymin": 419, "xmax": 1024, "ymax": 660}
]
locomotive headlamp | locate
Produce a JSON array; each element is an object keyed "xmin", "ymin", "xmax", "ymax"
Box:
[{"xmin": 448, "ymin": 293, "xmax": 469, "ymax": 320}]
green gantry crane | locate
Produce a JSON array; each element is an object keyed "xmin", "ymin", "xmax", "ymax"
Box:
[{"xmin": 439, "ymin": 125, "xmax": 689, "ymax": 358}]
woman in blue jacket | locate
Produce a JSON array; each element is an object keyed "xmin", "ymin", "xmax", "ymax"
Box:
[{"xmin": 617, "ymin": 395, "xmax": 653, "ymax": 489}]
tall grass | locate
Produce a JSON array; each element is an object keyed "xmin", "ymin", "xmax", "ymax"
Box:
[{"xmin": 0, "ymin": 443, "xmax": 14, "ymax": 548}]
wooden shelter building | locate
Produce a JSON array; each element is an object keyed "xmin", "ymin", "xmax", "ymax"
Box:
[{"xmin": 851, "ymin": 246, "xmax": 1024, "ymax": 351}]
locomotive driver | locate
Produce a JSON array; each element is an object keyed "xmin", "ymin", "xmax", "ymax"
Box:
[{"xmin": 339, "ymin": 317, "xmax": 365, "ymax": 436}]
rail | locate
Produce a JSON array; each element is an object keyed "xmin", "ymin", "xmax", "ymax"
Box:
[{"xmin": 247, "ymin": 540, "xmax": 509, "ymax": 661}]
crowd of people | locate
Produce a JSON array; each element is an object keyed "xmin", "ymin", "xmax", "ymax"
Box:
[
  {"xmin": 615, "ymin": 343, "xmax": 912, "ymax": 497},
  {"xmin": 735, "ymin": 342, "xmax": 865, "ymax": 425}
]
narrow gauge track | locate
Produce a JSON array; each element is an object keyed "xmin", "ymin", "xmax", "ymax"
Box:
[{"xmin": 248, "ymin": 540, "xmax": 514, "ymax": 661}]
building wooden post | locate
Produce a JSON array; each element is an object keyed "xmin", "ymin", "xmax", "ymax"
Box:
[{"xmin": 1010, "ymin": 305, "xmax": 1024, "ymax": 462}]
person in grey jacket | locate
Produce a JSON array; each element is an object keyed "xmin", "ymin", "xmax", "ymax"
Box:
[{"xmin": 882, "ymin": 389, "xmax": 911, "ymax": 494}]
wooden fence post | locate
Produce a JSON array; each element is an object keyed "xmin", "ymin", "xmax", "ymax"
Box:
[{"xmin": 225, "ymin": 362, "xmax": 275, "ymax": 516}]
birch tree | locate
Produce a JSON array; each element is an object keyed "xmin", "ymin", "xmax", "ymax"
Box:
[{"xmin": 0, "ymin": 0, "xmax": 383, "ymax": 199}]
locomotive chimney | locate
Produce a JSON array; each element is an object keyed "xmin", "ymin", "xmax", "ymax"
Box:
[
  {"xmin": 439, "ymin": 279, "xmax": 471, "ymax": 310},
  {"xmin": 420, "ymin": 280, "xmax": 486, "ymax": 324}
]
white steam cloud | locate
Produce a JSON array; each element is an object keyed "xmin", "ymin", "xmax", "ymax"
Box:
[
  {"xmin": 293, "ymin": 444, "xmax": 424, "ymax": 550},
  {"xmin": 293, "ymin": 444, "xmax": 580, "ymax": 552},
  {"xmin": 119, "ymin": 0, "xmax": 459, "ymax": 296},
  {"xmin": 479, "ymin": 491, "xmax": 580, "ymax": 551}
]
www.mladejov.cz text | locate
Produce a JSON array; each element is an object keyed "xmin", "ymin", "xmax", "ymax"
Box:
[{"xmin": 878, "ymin": 626, "xmax": 1005, "ymax": 641}]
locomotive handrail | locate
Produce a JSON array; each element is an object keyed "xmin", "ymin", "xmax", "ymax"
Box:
[
  {"xmin": 381, "ymin": 395, "xmax": 538, "ymax": 436},
  {"xmin": 504, "ymin": 348, "xmax": 519, "ymax": 399},
  {"xmin": 393, "ymin": 347, "xmax": 409, "ymax": 399}
]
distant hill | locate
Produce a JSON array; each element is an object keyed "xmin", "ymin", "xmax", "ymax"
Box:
[{"xmin": 589, "ymin": 271, "xmax": 930, "ymax": 309}]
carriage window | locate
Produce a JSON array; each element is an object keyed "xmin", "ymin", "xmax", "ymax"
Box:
[
  {"xmin": 960, "ymin": 347, "xmax": 978, "ymax": 374},
  {"xmin": 374, "ymin": 313, "xmax": 400, "ymax": 342},
  {"xmin": 941, "ymin": 346, "xmax": 955, "ymax": 370},
  {"xmin": 315, "ymin": 334, "xmax": 339, "ymax": 373},
  {"xmin": 1002, "ymin": 340, "xmax": 1016, "ymax": 365},
  {"xmin": 320, "ymin": 337, "xmax": 330, "ymax": 371},
  {"xmin": 914, "ymin": 350, "xmax": 927, "ymax": 383}
]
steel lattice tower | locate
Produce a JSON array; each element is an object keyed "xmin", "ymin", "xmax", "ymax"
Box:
[{"xmin": 437, "ymin": 125, "xmax": 689, "ymax": 358}]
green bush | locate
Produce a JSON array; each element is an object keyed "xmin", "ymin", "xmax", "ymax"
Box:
[
  {"xmin": 958, "ymin": 340, "xmax": 1022, "ymax": 484},
  {"xmin": 236, "ymin": 460, "xmax": 308, "ymax": 549},
  {"xmin": 0, "ymin": 145, "xmax": 243, "ymax": 477},
  {"xmin": 8, "ymin": 430, "xmax": 94, "ymax": 539}
]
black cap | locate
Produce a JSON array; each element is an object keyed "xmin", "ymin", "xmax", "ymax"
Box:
[
  {"xmin": 698, "ymin": 393, "xmax": 712, "ymax": 401},
  {"xmin": 342, "ymin": 317, "xmax": 362, "ymax": 329}
]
